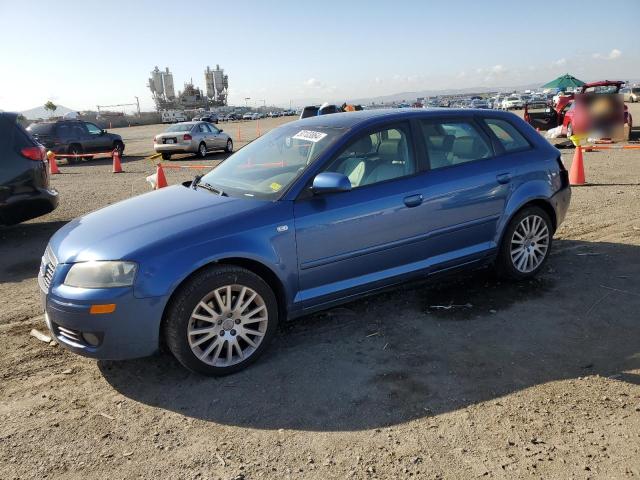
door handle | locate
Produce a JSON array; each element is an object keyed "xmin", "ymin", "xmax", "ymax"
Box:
[
  {"xmin": 496, "ymin": 173, "xmax": 512, "ymax": 184},
  {"xmin": 403, "ymin": 194, "xmax": 423, "ymax": 208}
]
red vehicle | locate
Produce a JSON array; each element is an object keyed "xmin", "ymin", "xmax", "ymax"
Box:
[{"xmin": 525, "ymin": 80, "xmax": 632, "ymax": 140}]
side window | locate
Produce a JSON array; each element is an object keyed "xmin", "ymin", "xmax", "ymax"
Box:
[
  {"xmin": 484, "ymin": 118, "xmax": 531, "ymax": 153},
  {"xmin": 209, "ymin": 124, "xmax": 220, "ymax": 134},
  {"xmin": 199, "ymin": 124, "xmax": 209, "ymax": 133},
  {"xmin": 419, "ymin": 120, "xmax": 492, "ymax": 170},
  {"xmin": 322, "ymin": 125, "xmax": 415, "ymax": 188},
  {"xmin": 56, "ymin": 124, "xmax": 72, "ymax": 139},
  {"xmin": 85, "ymin": 123, "xmax": 102, "ymax": 135}
]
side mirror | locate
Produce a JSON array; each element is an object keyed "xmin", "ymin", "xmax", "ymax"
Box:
[
  {"xmin": 219, "ymin": 129, "xmax": 223, "ymax": 132},
  {"xmin": 101, "ymin": 129, "xmax": 106, "ymax": 134},
  {"xmin": 311, "ymin": 172, "xmax": 352, "ymax": 194}
]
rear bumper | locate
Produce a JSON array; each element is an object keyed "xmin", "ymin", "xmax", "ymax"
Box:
[
  {"xmin": 551, "ymin": 185, "xmax": 571, "ymax": 228},
  {"xmin": 0, "ymin": 187, "xmax": 59, "ymax": 225},
  {"xmin": 154, "ymin": 142, "xmax": 196, "ymax": 153},
  {"xmin": 42, "ymin": 285, "xmax": 167, "ymax": 360}
]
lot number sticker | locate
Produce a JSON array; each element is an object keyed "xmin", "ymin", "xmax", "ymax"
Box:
[{"xmin": 292, "ymin": 130, "xmax": 327, "ymax": 143}]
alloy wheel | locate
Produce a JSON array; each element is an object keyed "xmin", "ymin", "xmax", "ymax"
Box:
[
  {"xmin": 187, "ymin": 284, "xmax": 269, "ymax": 367},
  {"xmin": 510, "ymin": 214, "xmax": 549, "ymax": 273},
  {"xmin": 199, "ymin": 144, "xmax": 207, "ymax": 157}
]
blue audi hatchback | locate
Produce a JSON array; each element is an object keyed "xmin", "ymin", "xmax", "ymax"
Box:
[{"xmin": 40, "ymin": 109, "xmax": 570, "ymax": 375}]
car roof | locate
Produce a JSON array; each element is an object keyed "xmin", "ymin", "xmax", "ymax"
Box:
[{"xmin": 289, "ymin": 108, "xmax": 515, "ymax": 129}]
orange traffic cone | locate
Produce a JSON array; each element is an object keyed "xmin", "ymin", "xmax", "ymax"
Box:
[
  {"xmin": 256, "ymin": 119, "xmax": 261, "ymax": 137},
  {"xmin": 569, "ymin": 145, "xmax": 585, "ymax": 186},
  {"xmin": 237, "ymin": 123, "xmax": 242, "ymax": 142},
  {"xmin": 47, "ymin": 151, "xmax": 60, "ymax": 175},
  {"xmin": 156, "ymin": 163, "xmax": 168, "ymax": 189},
  {"xmin": 112, "ymin": 150, "xmax": 123, "ymax": 173}
]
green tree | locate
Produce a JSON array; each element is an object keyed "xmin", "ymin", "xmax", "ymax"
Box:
[{"xmin": 44, "ymin": 101, "xmax": 57, "ymax": 115}]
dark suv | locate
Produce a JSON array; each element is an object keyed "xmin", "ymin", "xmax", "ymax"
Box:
[
  {"xmin": 0, "ymin": 113, "xmax": 58, "ymax": 225},
  {"xmin": 26, "ymin": 120, "xmax": 125, "ymax": 164}
]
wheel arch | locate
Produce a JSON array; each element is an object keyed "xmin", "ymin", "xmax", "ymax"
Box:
[
  {"xmin": 498, "ymin": 198, "xmax": 557, "ymax": 250},
  {"xmin": 159, "ymin": 256, "xmax": 288, "ymax": 347}
]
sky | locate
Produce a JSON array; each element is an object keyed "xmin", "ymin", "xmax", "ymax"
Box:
[{"xmin": 1, "ymin": 0, "xmax": 639, "ymax": 112}]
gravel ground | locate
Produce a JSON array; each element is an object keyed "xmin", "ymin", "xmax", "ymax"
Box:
[{"xmin": 1, "ymin": 110, "xmax": 640, "ymax": 479}]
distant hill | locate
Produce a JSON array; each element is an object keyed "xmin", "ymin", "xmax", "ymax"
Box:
[{"xmin": 20, "ymin": 104, "xmax": 76, "ymax": 120}]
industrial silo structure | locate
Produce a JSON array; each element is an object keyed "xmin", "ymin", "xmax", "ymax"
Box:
[
  {"xmin": 149, "ymin": 66, "xmax": 164, "ymax": 97},
  {"xmin": 162, "ymin": 68, "xmax": 175, "ymax": 100},
  {"xmin": 204, "ymin": 66, "xmax": 216, "ymax": 99}
]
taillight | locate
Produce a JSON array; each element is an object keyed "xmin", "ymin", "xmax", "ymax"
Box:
[
  {"xmin": 183, "ymin": 134, "xmax": 192, "ymax": 141},
  {"xmin": 21, "ymin": 146, "xmax": 46, "ymax": 161}
]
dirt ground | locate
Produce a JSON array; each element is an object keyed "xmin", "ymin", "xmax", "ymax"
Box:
[{"xmin": 1, "ymin": 109, "xmax": 640, "ymax": 480}]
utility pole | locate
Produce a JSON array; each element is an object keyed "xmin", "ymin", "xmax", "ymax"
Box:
[
  {"xmin": 245, "ymin": 97, "xmax": 251, "ymax": 108},
  {"xmin": 134, "ymin": 96, "xmax": 140, "ymax": 116}
]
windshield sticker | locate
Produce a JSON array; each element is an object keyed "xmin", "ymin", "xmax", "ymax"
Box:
[
  {"xmin": 270, "ymin": 182, "xmax": 282, "ymax": 192},
  {"xmin": 292, "ymin": 130, "xmax": 327, "ymax": 143}
]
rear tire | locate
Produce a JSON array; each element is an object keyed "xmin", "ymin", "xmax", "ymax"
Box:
[
  {"xmin": 164, "ymin": 265, "xmax": 279, "ymax": 376},
  {"xmin": 197, "ymin": 142, "xmax": 207, "ymax": 159},
  {"xmin": 496, "ymin": 206, "xmax": 553, "ymax": 280},
  {"xmin": 161, "ymin": 153, "xmax": 172, "ymax": 160},
  {"xmin": 67, "ymin": 144, "xmax": 82, "ymax": 164}
]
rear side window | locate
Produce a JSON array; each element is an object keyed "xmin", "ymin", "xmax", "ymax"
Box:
[
  {"xmin": 419, "ymin": 119, "xmax": 492, "ymax": 170},
  {"xmin": 26, "ymin": 123, "xmax": 55, "ymax": 135},
  {"xmin": 484, "ymin": 118, "xmax": 531, "ymax": 153}
]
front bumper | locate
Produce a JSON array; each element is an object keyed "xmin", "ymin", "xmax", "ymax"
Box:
[{"xmin": 41, "ymin": 279, "xmax": 167, "ymax": 360}]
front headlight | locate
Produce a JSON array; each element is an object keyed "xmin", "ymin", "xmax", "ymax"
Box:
[{"xmin": 64, "ymin": 261, "xmax": 137, "ymax": 288}]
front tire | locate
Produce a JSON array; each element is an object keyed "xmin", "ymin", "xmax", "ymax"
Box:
[
  {"xmin": 225, "ymin": 139, "xmax": 233, "ymax": 153},
  {"xmin": 113, "ymin": 141, "xmax": 124, "ymax": 156},
  {"xmin": 161, "ymin": 153, "xmax": 172, "ymax": 160},
  {"xmin": 165, "ymin": 265, "xmax": 279, "ymax": 376},
  {"xmin": 496, "ymin": 206, "xmax": 553, "ymax": 280}
]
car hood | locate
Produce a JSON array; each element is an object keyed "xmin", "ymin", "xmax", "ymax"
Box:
[{"xmin": 49, "ymin": 185, "xmax": 271, "ymax": 264}]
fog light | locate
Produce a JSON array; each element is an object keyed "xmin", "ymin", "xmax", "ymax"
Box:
[{"xmin": 81, "ymin": 332, "xmax": 101, "ymax": 347}]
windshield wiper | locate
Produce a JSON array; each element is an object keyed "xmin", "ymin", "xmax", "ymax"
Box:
[
  {"xmin": 191, "ymin": 174, "xmax": 203, "ymax": 189},
  {"xmin": 196, "ymin": 181, "xmax": 227, "ymax": 196}
]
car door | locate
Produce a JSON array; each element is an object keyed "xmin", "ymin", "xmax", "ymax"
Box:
[
  {"xmin": 413, "ymin": 116, "xmax": 511, "ymax": 268},
  {"xmin": 207, "ymin": 123, "xmax": 225, "ymax": 148},
  {"xmin": 84, "ymin": 122, "xmax": 111, "ymax": 152},
  {"xmin": 524, "ymin": 103, "xmax": 559, "ymax": 131},
  {"xmin": 196, "ymin": 123, "xmax": 210, "ymax": 149},
  {"xmin": 293, "ymin": 122, "xmax": 433, "ymax": 307}
]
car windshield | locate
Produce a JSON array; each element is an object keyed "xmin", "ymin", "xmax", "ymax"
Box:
[
  {"xmin": 200, "ymin": 124, "xmax": 344, "ymax": 199},
  {"xmin": 165, "ymin": 123, "xmax": 194, "ymax": 132}
]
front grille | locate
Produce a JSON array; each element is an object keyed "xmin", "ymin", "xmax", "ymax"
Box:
[{"xmin": 38, "ymin": 246, "xmax": 58, "ymax": 292}]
